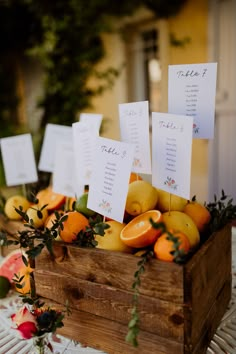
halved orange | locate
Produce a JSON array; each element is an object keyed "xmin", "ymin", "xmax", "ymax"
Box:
[
  {"xmin": 120, "ymin": 210, "xmax": 162, "ymax": 248},
  {"xmin": 36, "ymin": 186, "xmax": 66, "ymax": 211}
]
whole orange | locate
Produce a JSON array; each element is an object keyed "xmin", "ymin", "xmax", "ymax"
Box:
[
  {"xmin": 154, "ymin": 230, "xmax": 190, "ymax": 262},
  {"xmin": 15, "ymin": 264, "xmax": 34, "ymax": 295},
  {"xmin": 44, "ymin": 210, "xmax": 64, "ymax": 229},
  {"xmin": 59, "ymin": 211, "xmax": 89, "ymax": 243},
  {"xmin": 120, "ymin": 210, "xmax": 162, "ymax": 248},
  {"xmin": 183, "ymin": 202, "xmax": 211, "ymax": 233}
]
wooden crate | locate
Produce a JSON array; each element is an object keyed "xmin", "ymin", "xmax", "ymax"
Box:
[{"xmin": 34, "ymin": 225, "xmax": 232, "ymax": 354}]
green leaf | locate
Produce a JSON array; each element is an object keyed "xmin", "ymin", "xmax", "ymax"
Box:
[{"xmin": 22, "ymin": 254, "xmax": 29, "ymax": 267}]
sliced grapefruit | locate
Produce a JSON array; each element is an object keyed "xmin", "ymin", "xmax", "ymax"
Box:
[
  {"xmin": 0, "ymin": 250, "xmax": 31, "ymax": 281},
  {"xmin": 120, "ymin": 210, "xmax": 163, "ymax": 248}
]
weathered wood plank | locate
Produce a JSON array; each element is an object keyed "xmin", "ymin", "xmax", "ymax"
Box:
[
  {"xmin": 190, "ymin": 278, "xmax": 231, "ymax": 354},
  {"xmin": 34, "ymin": 269, "xmax": 185, "ymax": 341},
  {"xmin": 184, "ymin": 225, "xmax": 232, "ymax": 349},
  {"xmin": 44, "ymin": 298, "xmax": 184, "ymax": 354},
  {"xmin": 35, "ymin": 243, "xmax": 184, "ymax": 302}
]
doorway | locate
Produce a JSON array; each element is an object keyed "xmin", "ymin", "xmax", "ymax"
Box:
[{"xmin": 208, "ymin": 0, "xmax": 236, "ymax": 202}]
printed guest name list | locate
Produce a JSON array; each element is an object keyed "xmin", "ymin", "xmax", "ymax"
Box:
[
  {"xmin": 152, "ymin": 113, "xmax": 193, "ymax": 200},
  {"xmin": 168, "ymin": 63, "xmax": 217, "ymax": 139},
  {"xmin": 88, "ymin": 137, "xmax": 135, "ymax": 223}
]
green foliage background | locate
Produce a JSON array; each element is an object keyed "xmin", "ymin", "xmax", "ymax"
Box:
[{"xmin": 0, "ymin": 0, "xmax": 187, "ymax": 132}]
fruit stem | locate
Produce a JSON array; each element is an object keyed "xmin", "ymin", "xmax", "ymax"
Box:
[
  {"xmin": 65, "ymin": 197, "xmax": 70, "ymax": 211},
  {"xmin": 21, "ymin": 184, "xmax": 27, "ymax": 199}
]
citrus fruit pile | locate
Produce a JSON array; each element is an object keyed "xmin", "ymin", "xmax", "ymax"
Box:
[{"xmin": 2, "ymin": 171, "xmax": 212, "ymax": 263}]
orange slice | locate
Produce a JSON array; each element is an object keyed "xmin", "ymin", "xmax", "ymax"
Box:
[
  {"xmin": 36, "ymin": 187, "xmax": 66, "ymax": 211},
  {"xmin": 120, "ymin": 210, "xmax": 162, "ymax": 248}
]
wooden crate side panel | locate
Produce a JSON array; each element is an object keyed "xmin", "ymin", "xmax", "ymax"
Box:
[
  {"xmin": 34, "ymin": 270, "xmax": 185, "ymax": 342},
  {"xmin": 184, "ymin": 225, "xmax": 232, "ymax": 349},
  {"xmin": 190, "ymin": 279, "xmax": 231, "ymax": 354},
  {"xmin": 35, "ymin": 243, "xmax": 184, "ymax": 302},
  {"xmin": 46, "ymin": 299, "xmax": 184, "ymax": 354}
]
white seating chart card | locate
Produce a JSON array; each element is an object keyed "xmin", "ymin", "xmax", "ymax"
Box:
[
  {"xmin": 79, "ymin": 113, "xmax": 103, "ymax": 133},
  {"xmin": 0, "ymin": 134, "xmax": 38, "ymax": 186},
  {"xmin": 87, "ymin": 137, "xmax": 135, "ymax": 223},
  {"xmin": 72, "ymin": 121, "xmax": 99, "ymax": 187},
  {"xmin": 52, "ymin": 142, "xmax": 83, "ymax": 198},
  {"xmin": 38, "ymin": 123, "xmax": 72, "ymax": 172},
  {"xmin": 168, "ymin": 63, "xmax": 217, "ymax": 139},
  {"xmin": 119, "ymin": 100, "xmax": 152, "ymax": 174},
  {"xmin": 152, "ymin": 112, "xmax": 193, "ymax": 200}
]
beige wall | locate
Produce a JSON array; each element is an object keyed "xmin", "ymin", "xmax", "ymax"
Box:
[
  {"xmin": 89, "ymin": 0, "xmax": 209, "ymax": 202},
  {"xmin": 84, "ymin": 32, "xmax": 128, "ymax": 141},
  {"xmin": 169, "ymin": 0, "xmax": 209, "ymax": 202}
]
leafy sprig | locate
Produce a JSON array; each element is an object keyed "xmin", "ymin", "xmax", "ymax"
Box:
[
  {"xmin": 126, "ymin": 219, "xmax": 190, "ymax": 347},
  {"xmin": 126, "ymin": 249, "xmax": 154, "ymax": 347},
  {"xmin": 150, "ymin": 220, "xmax": 189, "ymax": 264},
  {"xmin": 70, "ymin": 214, "xmax": 110, "ymax": 248},
  {"xmin": 205, "ymin": 190, "xmax": 236, "ymax": 234},
  {"xmin": 0, "ymin": 204, "xmax": 109, "ymax": 261}
]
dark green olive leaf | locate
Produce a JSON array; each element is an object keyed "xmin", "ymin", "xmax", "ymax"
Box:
[{"xmin": 37, "ymin": 210, "xmax": 43, "ymax": 219}]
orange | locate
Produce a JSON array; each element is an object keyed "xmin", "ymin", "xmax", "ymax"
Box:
[
  {"xmin": 15, "ymin": 264, "xmax": 34, "ymax": 295},
  {"xmin": 162, "ymin": 211, "xmax": 200, "ymax": 248},
  {"xmin": 44, "ymin": 210, "xmax": 64, "ymax": 228},
  {"xmin": 183, "ymin": 201, "xmax": 211, "ymax": 233},
  {"xmin": 59, "ymin": 211, "xmax": 89, "ymax": 243},
  {"xmin": 120, "ymin": 210, "xmax": 162, "ymax": 248},
  {"xmin": 154, "ymin": 230, "xmax": 190, "ymax": 262},
  {"xmin": 36, "ymin": 186, "xmax": 66, "ymax": 211},
  {"xmin": 129, "ymin": 172, "xmax": 143, "ymax": 184}
]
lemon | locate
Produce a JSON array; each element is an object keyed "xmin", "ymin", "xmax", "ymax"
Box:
[
  {"xmin": 125, "ymin": 180, "xmax": 158, "ymax": 216},
  {"xmin": 26, "ymin": 204, "xmax": 49, "ymax": 228},
  {"xmin": 162, "ymin": 211, "xmax": 200, "ymax": 248},
  {"xmin": 96, "ymin": 220, "xmax": 132, "ymax": 253},
  {"xmin": 4, "ymin": 195, "xmax": 31, "ymax": 220},
  {"xmin": 0, "ymin": 276, "xmax": 11, "ymax": 298},
  {"xmin": 156, "ymin": 189, "xmax": 187, "ymax": 212}
]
